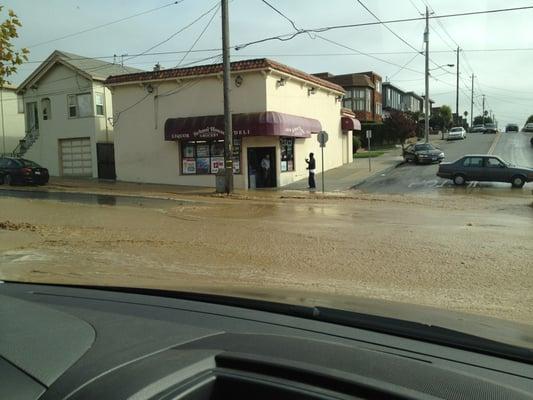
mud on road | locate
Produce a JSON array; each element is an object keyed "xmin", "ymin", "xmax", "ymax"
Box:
[{"xmin": 0, "ymin": 192, "xmax": 532, "ymax": 324}]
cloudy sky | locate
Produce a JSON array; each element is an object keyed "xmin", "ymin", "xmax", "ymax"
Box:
[{"xmin": 5, "ymin": 0, "xmax": 533, "ymax": 126}]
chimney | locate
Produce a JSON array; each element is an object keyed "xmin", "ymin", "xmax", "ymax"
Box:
[{"xmin": 153, "ymin": 62, "xmax": 161, "ymax": 71}]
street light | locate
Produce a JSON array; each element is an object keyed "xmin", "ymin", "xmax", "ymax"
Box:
[{"xmin": 429, "ymin": 63, "xmax": 454, "ymax": 71}]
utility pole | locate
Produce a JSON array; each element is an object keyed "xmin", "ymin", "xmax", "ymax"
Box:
[
  {"xmin": 424, "ymin": 6, "xmax": 430, "ymax": 143},
  {"xmin": 482, "ymin": 94, "xmax": 486, "ymax": 125},
  {"xmin": 470, "ymin": 74, "xmax": 474, "ymax": 129},
  {"xmin": 455, "ymin": 47, "xmax": 459, "ymax": 126},
  {"xmin": 221, "ymin": 0, "xmax": 233, "ymax": 193}
]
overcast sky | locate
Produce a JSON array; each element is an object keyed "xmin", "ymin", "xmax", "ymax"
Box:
[{"xmin": 5, "ymin": 0, "xmax": 533, "ymax": 126}]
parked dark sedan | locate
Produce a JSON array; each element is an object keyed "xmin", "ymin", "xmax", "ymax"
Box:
[
  {"xmin": 403, "ymin": 143, "xmax": 445, "ymax": 164},
  {"xmin": 0, "ymin": 157, "xmax": 49, "ymax": 185},
  {"xmin": 437, "ymin": 155, "xmax": 533, "ymax": 188}
]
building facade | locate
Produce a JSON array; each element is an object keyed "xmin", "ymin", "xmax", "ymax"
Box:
[
  {"xmin": 313, "ymin": 72, "xmax": 382, "ymax": 123},
  {"xmin": 382, "ymin": 82, "xmax": 404, "ymax": 117},
  {"xmin": 402, "ymin": 91, "xmax": 423, "ymax": 113},
  {"xmin": 0, "ymin": 84, "xmax": 25, "ymax": 156},
  {"xmin": 106, "ymin": 59, "xmax": 358, "ymax": 189},
  {"xmin": 16, "ymin": 50, "xmax": 141, "ymax": 178}
]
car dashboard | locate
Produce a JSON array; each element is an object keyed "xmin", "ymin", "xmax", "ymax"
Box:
[{"xmin": 1, "ymin": 282, "xmax": 532, "ymax": 400}]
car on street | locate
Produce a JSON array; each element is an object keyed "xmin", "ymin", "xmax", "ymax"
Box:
[
  {"xmin": 447, "ymin": 127, "xmax": 466, "ymax": 140},
  {"xmin": 403, "ymin": 143, "xmax": 445, "ymax": 164},
  {"xmin": 483, "ymin": 123, "xmax": 498, "ymax": 134},
  {"xmin": 0, "ymin": 157, "xmax": 49, "ymax": 185},
  {"xmin": 471, "ymin": 124, "xmax": 485, "ymax": 133},
  {"xmin": 437, "ymin": 154, "xmax": 533, "ymax": 188},
  {"xmin": 523, "ymin": 122, "xmax": 533, "ymax": 132},
  {"xmin": 505, "ymin": 123, "xmax": 519, "ymax": 132}
]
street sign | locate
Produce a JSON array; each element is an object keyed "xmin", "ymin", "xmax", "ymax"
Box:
[
  {"xmin": 317, "ymin": 131, "xmax": 329, "ymax": 147},
  {"xmin": 366, "ymin": 130, "xmax": 372, "ymax": 139}
]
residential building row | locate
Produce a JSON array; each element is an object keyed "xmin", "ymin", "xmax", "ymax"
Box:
[{"xmin": 5, "ymin": 50, "xmax": 440, "ymax": 189}]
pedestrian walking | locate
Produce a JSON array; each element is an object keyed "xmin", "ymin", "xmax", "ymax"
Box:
[
  {"xmin": 260, "ymin": 154, "xmax": 271, "ymax": 185},
  {"xmin": 305, "ymin": 153, "xmax": 316, "ymax": 189}
]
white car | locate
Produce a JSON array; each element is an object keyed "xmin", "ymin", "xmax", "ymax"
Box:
[{"xmin": 447, "ymin": 127, "xmax": 467, "ymax": 140}]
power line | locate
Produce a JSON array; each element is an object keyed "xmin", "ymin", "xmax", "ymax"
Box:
[
  {"xmin": 175, "ymin": 4, "xmax": 220, "ymax": 67},
  {"xmin": 26, "ymin": 1, "xmax": 185, "ymax": 48},
  {"xmin": 124, "ymin": 2, "xmax": 220, "ymax": 63},
  {"xmin": 407, "ymin": 0, "xmax": 423, "ymax": 14},
  {"xmin": 261, "ymin": 0, "xmax": 300, "ymax": 32},
  {"xmin": 235, "ymin": 5, "xmax": 533, "ymax": 50}
]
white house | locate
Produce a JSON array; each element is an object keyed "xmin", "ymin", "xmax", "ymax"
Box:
[
  {"xmin": 0, "ymin": 84, "xmax": 25, "ymax": 156},
  {"xmin": 105, "ymin": 58, "xmax": 360, "ymax": 189},
  {"xmin": 16, "ymin": 50, "xmax": 141, "ymax": 178}
]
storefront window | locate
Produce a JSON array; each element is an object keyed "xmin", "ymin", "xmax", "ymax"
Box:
[
  {"xmin": 182, "ymin": 138, "xmax": 241, "ymax": 175},
  {"xmin": 280, "ymin": 137, "xmax": 294, "ymax": 172}
]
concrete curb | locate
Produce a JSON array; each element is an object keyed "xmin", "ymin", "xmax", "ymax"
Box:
[{"xmin": 351, "ymin": 159, "xmax": 405, "ymax": 189}]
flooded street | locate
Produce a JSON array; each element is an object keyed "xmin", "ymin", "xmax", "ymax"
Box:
[{"xmin": 1, "ymin": 191, "xmax": 532, "ymax": 324}]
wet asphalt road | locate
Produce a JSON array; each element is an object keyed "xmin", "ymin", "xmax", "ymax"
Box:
[{"xmin": 355, "ymin": 131, "xmax": 533, "ymax": 195}]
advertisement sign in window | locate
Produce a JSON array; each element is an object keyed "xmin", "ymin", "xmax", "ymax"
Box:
[
  {"xmin": 211, "ymin": 157, "xmax": 224, "ymax": 173},
  {"xmin": 196, "ymin": 158, "xmax": 210, "ymax": 174},
  {"xmin": 196, "ymin": 143, "xmax": 209, "ymax": 157},
  {"xmin": 182, "ymin": 158, "xmax": 196, "ymax": 174}
]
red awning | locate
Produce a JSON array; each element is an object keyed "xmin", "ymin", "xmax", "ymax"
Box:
[
  {"xmin": 341, "ymin": 116, "xmax": 361, "ymax": 132},
  {"xmin": 165, "ymin": 111, "xmax": 322, "ymax": 141}
]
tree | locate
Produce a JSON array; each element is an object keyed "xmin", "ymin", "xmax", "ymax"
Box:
[
  {"xmin": 473, "ymin": 115, "xmax": 493, "ymax": 125},
  {"xmin": 0, "ymin": 6, "xmax": 29, "ymax": 86},
  {"xmin": 439, "ymin": 105, "xmax": 453, "ymax": 130},
  {"xmin": 463, "ymin": 111, "xmax": 468, "ymax": 118},
  {"xmin": 382, "ymin": 110, "xmax": 416, "ymax": 149},
  {"xmin": 526, "ymin": 115, "xmax": 533, "ymax": 123}
]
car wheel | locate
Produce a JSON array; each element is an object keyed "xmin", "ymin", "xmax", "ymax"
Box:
[
  {"xmin": 453, "ymin": 174, "xmax": 466, "ymax": 186},
  {"xmin": 511, "ymin": 175, "xmax": 525, "ymax": 188}
]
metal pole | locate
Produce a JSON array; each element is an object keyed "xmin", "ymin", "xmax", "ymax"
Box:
[
  {"xmin": 221, "ymin": 0, "xmax": 233, "ymax": 193},
  {"xmin": 321, "ymin": 145, "xmax": 324, "ymax": 193},
  {"xmin": 368, "ymin": 136, "xmax": 372, "ymax": 172},
  {"xmin": 0, "ymin": 84, "xmax": 5, "ymax": 156},
  {"xmin": 470, "ymin": 74, "xmax": 474, "ymax": 129},
  {"xmin": 455, "ymin": 46, "xmax": 459, "ymax": 126},
  {"xmin": 482, "ymin": 94, "xmax": 486, "ymax": 125},
  {"xmin": 424, "ymin": 6, "xmax": 430, "ymax": 143}
]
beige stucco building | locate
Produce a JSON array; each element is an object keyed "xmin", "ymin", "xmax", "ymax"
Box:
[
  {"xmin": 16, "ymin": 50, "xmax": 140, "ymax": 178},
  {"xmin": 0, "ymin": 84, "xmax": 25, "ymax": 156},
  {"xmin": 106, "ymin": 58, "xmax": 359, "ymax": 189}
]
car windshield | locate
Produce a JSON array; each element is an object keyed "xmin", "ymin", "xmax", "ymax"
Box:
[{"xmin": 1, "ymin": 0, "xmax": 532, "ymax": 356}]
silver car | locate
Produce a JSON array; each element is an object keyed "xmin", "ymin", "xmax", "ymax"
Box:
[{"xmin": 447, "ymin": 127, "xmax": 466, "ymax": 140}]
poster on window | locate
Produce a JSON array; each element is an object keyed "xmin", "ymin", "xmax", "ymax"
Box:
[
  {"xmin": 287, "ymin": 160, "xmax": 293, "ymax": 171},
  {"xmin": 182, "ymin": 158, "xmax": 196, "ymax": 174},
  {"xmin": 196, "ymin": 158, "xmax": 210, "ymax": 174},
  {"xmin": 183, "ymin": 143, "xmax": 195, "ymax": 158},
  {"xmin": 232, "ymin": 160, "xmax": 240, "ymax": 174},
  {"xmin": 210, "ymin": 157, "xmax": 224, "ymax": 173},
  {"xmin": 280, "ymin": 161, "xmax": 287, "ymax": 172},
  {"xmin": 196, "ymin": 143, "xmax": 209, "ymax": 157}
]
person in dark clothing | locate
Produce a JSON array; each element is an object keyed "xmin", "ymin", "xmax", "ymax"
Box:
[{"xmin": 305, "ymin": 153, "xmax": 316, "ymax": 189}]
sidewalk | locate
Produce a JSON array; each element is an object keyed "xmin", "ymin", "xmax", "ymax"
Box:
[
  {"xmin": 280, "ymin": 147, "xmax": 404, "ymax": 192},
  {"xmin": 0, "ymin": 148, "xmax": 404, "ymax": 201}
]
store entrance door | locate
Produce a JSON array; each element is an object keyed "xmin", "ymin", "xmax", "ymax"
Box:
[{"xmin": 247, "ymin": 147, "xmax": 276, "ymax": 188}]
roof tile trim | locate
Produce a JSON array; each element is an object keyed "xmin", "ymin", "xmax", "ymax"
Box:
[{"xmin": 105, "ymin": 58, "xmax": 345, "ymax": 93}]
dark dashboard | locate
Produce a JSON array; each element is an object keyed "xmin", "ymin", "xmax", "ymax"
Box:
[{"xmin": 1, "ymin": 282, "xmax": 532, "ymax": 399}]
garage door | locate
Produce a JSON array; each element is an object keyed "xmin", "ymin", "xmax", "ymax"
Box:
[{"xmin": 60, "ymin": 138, "xmax": 93, "ymax": 177}]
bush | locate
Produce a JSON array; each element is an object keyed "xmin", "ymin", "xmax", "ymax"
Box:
[{"xmin": 353, "ymin": 135, "xmax": 362, "ymax": 153}]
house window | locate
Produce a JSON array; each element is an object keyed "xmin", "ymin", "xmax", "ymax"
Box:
[
  {"xmin": 376, "ymin": 102, "xmax": 382, "ymax": 116},
  {"xmin": 375, "ymin": 80, "xmax": 381, "ymax": 93},
  {"xmin": 353, "ymin": 89, "xmax": 366, "ymax": 111},
  {"xmin": 68, "ymin": 93, "xmax": 92, "ymax": 118},
  {"xmin": 365, "ymin": 89, "xmax": 371, "ymax": 112},
  {"xmin": 17, "ymin": 97, "xmax": 24, "ymax": 114},
  {"xmin": 41, "ymin": 98, "xmax": 51, "ymax": 120},
  {"xmin": 342, "ymin": 99, "xmax": 353, "ymax": 110},
  {"xmin": 280, "ymin": 137, "xmax": 294, "ymax": 172},
  {"xmin": 181, "ymin": 138, "xmax": 241, "ymax": 175},
  {"xmin": 25, "ymin": 102, "xmax": 39, "ymax": 131},
  {"xmin": 95, "ymin": 93, "xmax": 105, "ymax": 116}
]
